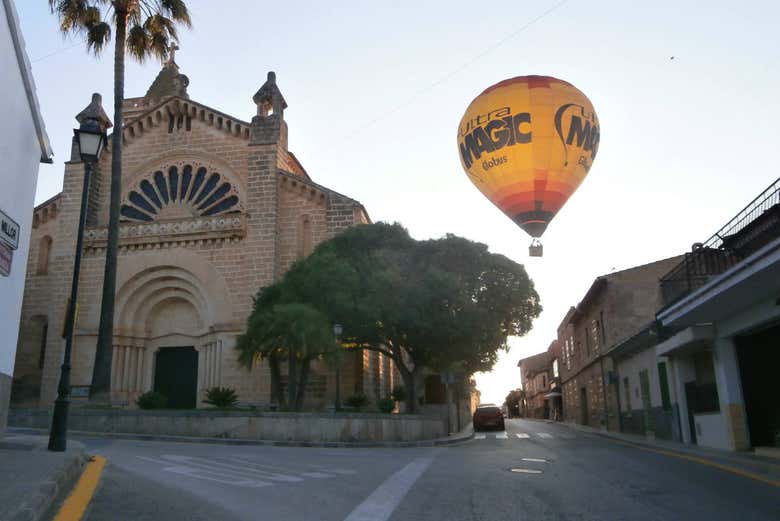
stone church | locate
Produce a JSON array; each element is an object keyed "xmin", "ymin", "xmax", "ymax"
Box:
[{"xmin": 12, "ymin": 56, "xmax": 397, "ymax": 409}]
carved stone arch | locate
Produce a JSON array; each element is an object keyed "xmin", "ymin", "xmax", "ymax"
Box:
[
  {"xmin": 114, "ymin": 250, "xmax": 235, "ymax": 331},
  {"xmin": 120, "ymin": 151, "xmax": 246, "ymax": 223}
]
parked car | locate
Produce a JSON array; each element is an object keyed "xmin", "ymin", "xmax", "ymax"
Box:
[{"xmin": 473, "ymin": 403, "xmax": 505, "ymax": 431}]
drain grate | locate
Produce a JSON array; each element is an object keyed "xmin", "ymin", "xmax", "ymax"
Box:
[{"xmin": 509, "ymin": 468, "xmax": 543, "ymax": 474}]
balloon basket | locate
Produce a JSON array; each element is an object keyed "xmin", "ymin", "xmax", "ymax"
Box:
[{"xmin": 529, "ymin": 239, "xmax": 543, "ymax": 257}]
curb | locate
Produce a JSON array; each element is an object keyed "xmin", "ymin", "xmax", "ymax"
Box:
[
  {"xmin": 6, "ymin": 443, "xmax": 87, "ymax": 521},
  {"xmin": 8, "ymin": 427, "xmax": 474, "ymax": 449},
  {"xmin": 559, "ymin": 422, "xmax": 780, "ymax": 482}
]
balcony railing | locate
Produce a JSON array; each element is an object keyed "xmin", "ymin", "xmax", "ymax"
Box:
[{"xmin": 660, "ymin": 177, "xmax": 780, "ymax": 306}]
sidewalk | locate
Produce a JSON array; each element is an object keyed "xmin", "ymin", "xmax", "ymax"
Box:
[
  {"xmin": 559, "ymin": 421, "xmax": 780, "ymax": 483},
  {"xmin": 7, "ymin": 424, "xmax": 474, "ymax": 449},
  {"xmin": 0, "ymin": 434, "xmax": 86, "ymax": 521}
]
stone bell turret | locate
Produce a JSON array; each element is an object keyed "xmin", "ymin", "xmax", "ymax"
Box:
[
  {"xmin": 145, "ymin": 44, "xmax": 190, "ymax": 102},
  {"xmin": 250, "ymin": 71, "xmax": 288, "ymax": 149}
]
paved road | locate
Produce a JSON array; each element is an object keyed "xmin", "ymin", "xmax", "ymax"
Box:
[{"xmin": 80, "ymin": 419, "xmax": 779, "ymax": 520}]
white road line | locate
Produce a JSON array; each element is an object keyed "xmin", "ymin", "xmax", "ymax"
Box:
[
  {"xmin": 163, "ymin": 466, "xmax": 272, "ymax": 488},
  {"xmin": 228, "ymin": 456, "xmax": 356, "ymax": 475},
  {"xmin": 161, "ymin": 455, "xmax": 302, "ymax": 482},
  {"xmin": 496, "ymin": 432, "xmax": 508, "ymax": 439},
  {"xmin": 516, "ymin": 433, "xmax": 530, "ymax": 439},
  {"xmin": 474, "ymin": 434, "xmax": 486, "ymax": 440},
  {"xmin": 537, "ymin": 433, "xmax": 553, "ymax": 439},
  {"xmin": 343, "ymin": 456, "xmax": 434, "ymax": 521}
]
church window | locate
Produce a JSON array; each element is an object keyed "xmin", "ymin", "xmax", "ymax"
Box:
[
  {"xmin": 140, "ymin": 179, "xmax": 162, "ymax": 208},
  {"xmin": 120, "ymin": 164, "xmax": 242, "ymax": 222},
  {"xmin": 36, "ymin": 236, "xmax": 52, "ymax": 275},
  {"xmin": 167, "ymin": 113, "xmax": 175, "ymax": 133},
  {"xmin": 180, "ymin": 164, "xmax": 193, "ymax": 198},
  {"xmin": 298, "ymin": 216, "xmax": 313, "ymax": 258},
  {"xmin": 189, "ymin": 167, "xmax": 207, "ymax": 200},
  {"xmin": 154, "ymin": 171, "xmax": 169, "ymax": 204},
  {"xmin": 169, "ymin": 166, "xmax": 179, "ymax": 201}
]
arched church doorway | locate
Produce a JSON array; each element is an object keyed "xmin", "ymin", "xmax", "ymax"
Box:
[{"xmin": 154, "ymin": 347, "xmax": 198, "ymax": 408}]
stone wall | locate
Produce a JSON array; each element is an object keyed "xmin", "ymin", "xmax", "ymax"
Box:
[{"xmin": 9, "ymin": 408, "xmax": 445, "ymax": 443}]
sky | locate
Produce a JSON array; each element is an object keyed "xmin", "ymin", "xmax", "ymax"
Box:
[{"xmin": 15, "ymin": 0, "xmax": 780, "ymax": 405}]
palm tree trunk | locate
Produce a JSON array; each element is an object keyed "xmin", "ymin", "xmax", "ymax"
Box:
[
  {"xmin": 90, "ymin": 9, "xmax": 127, "ymax": 402},
  {"xmin": 269, "ymin": 354, "xmax": 286, "ymax": 409},
  {"xmin": 294, "ymin": 359, "xmax": 310, "ymax": 410}
]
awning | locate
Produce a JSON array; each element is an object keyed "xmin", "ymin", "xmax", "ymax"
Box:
[{"xmin": 544, "ymin": 392, "xmax": 562, "ymax": 399}]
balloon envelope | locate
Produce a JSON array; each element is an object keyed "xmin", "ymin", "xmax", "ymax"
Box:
[{"xmin": 457, "ymin": 76, "xmax": 599, "ymax": 239}]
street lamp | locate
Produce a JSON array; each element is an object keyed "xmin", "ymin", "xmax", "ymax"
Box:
[
  {"xmin": 49, "ymin": 94, "xmax": 110, "ymax": 452},
  {"xmin": 333, "ymin": 323, "xmax": 343, "ymax": 412}
]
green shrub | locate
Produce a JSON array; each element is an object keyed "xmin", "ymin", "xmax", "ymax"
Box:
[
  {"xmin": 377, "ymin": 397, "xmax": 396, "ymax": 413},
  {"xmin": 136, "ymin": 391, "xmax": 167, "ymax": 409},
  {"xmin": 391, "ymin": 385, "xmax": 407, "ymax": 402},
  {"xmin": 345, "ymin": 393, "xmax": 369, "ymax": 410},
  {"xmin": 203, "ymin": 386, "xmax": 239, "ymax": 408}
]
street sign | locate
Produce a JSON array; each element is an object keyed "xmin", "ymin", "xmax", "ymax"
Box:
[
  {"xmin": 0, "ymin": 208, "xmax": 20, "ymax": 250},
  {"xmin": 0, "ymin": 241, "xmax": 12, "ymax": 277}
]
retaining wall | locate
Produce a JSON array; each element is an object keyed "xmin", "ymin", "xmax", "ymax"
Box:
[{"xmin": 9, "ymin": 408, "xmax": 446, "ymax": 443}]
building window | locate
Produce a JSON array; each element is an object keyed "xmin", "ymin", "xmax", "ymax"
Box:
[
  {"xmin": 542, "ymin": 374, "xmax": 547, "ymax": 388},
  {"xmin": 36, "ymin": 236, "xmax": 52, "ymax": 275},
  {"xmin": 298, "ymin": 215, "xmax": 313, "ymax": 258},
  {"xmin": 584, "ymin": 329, "xmax": 591, "ymax": 356},
  {"xmin": 623, "ymin": 377, "xmax": 632, "ymax": 413},
  {"xmin": 591, "ymin": 319, "xmax": 600, "ymax": 353},
  {"xmin": 553, "ymin": 359, "xmax": 559, "ymax": 378},
  {"xmin": 658, "ymin": 362, "xmax": 672, "ymax": 411}
]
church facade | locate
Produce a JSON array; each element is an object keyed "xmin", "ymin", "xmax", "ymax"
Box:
[{"xmin": 12, "ymin": 58, "xmax": 396, "ymax": 409}]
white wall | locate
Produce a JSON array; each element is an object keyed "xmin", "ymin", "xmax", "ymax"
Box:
[
  {"xmin": 694, "ymin": 412, "xmax": 731, "ymax": 450},
  {"xmin": 0, "ymin": 3, "xmax": 43, "ymax": 379}
]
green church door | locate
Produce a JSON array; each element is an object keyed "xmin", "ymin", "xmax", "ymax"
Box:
[{"xmin": 154, "ymin": 347, "xmax": 198, "ymax": 409}]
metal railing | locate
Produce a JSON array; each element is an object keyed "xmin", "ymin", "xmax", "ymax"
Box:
[{"xmin": 660, "ymin": 176, "xmax": 780, "ymax": 306}]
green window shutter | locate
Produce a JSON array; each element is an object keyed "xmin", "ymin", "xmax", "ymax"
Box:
[{"xmin": 658, "ymin": 362, "xmax": 672, "ymax": 411}]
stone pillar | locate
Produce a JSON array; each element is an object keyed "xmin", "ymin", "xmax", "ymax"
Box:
[{"xmin": 713, "ymin": 337, "xmax": 750, "ymax": 450}]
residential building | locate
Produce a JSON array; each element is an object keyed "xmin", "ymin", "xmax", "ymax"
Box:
[
  {"xmin": 0, "ymin": 0, "xmax": 53, "ymax": 433},
  {"xmin": 654, "ymin": 177, "xmax": 780, "ymax": 451},
  {"xmin": 557, "ymin": 256, "xmax": 683, "ymax": 430},
  {"xmin": 11, "ymin": 54, "xmax": 394, "ymax": 411},
  {"xmin": 518, "ymin": 349, "xmax": 552, "ymax": 419}
]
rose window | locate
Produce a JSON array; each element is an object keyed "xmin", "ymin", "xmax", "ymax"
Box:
[{"xmin": 120, "ymin": 164, "xmax": 241, "ymax": 222}]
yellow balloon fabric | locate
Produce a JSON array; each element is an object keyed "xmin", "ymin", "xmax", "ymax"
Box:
[{"xmin": 457, "ymin": 76, "xmax": 599, "ymax": 238}]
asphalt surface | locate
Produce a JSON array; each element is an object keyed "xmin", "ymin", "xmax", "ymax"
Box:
[{"xmin": 79, "ymin": 419, "xmax": 780, "ymax": 521}]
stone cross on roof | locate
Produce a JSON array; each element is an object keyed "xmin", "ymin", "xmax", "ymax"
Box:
[{"xmin": 165, "ymin": 43, "xmax": 179, "ymax": 66}]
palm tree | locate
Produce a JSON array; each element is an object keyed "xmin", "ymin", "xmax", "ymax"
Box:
[{"xmin": 48, "ymin": 1, "xmax": 191, "ymax": 401}]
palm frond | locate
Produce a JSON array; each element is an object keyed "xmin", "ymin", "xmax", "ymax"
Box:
[
  {"xmin": 160, "ymin": 0, "xmax": 192, "ymax": 27},
  {"xmin": 126, "ymin": 24, "xmax": 150, "ymax": 61},
  {"xmin": 85, "ymin": 21, "xmax": 111, "ymax": 55}
]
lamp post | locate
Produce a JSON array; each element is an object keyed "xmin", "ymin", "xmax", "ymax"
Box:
[
  {"xmin": 333, "ymin": 323, "xmax": 343, "ymax": 412},
  {"xmin": 49, "ymin": 94, "xmax": 110, "ymax": 452}
]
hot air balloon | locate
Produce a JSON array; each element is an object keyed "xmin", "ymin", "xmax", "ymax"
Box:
[{"xmin": 457, "ymin": 76, "xmax": 599, "ymax": 257}]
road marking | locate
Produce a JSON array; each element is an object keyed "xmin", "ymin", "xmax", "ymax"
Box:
[
  {"xmin": 228, "ymin": 456, "xmax": 355, "ymax": 476},
  {"xmin": 343, "ymin": 456, "xmax": 434, "ymax": 521},
  {"xmin": 516, "ymin": 433, "xmax": 530, "ymax": 439},
  {"xmin": 522, "ymin": 458, "xmax": 548, "ymax": 463},
  {"xmin": 537, "ymin": 433, "xmax": 553, "ymax": 439},
  {"xmin": 611, "ymin": 440, "xmax": 780, "ymax": 488},
  {"xmin": 474, "ymin": 434, "xmax": 486, "ymax": 440},
  {"xmin": 510, "ymin": 468, "xmax": 543, "ymax": 474},
  {"xmin": 496, "ymin": 432, "xmax": 508, "ymax": 439},
  {"xmin": 54, "ymin": 455, "xmax": 107, "ymax": 521},
  {"xmin": 164, "ymin": 465, "xmax": 271, "ymax": 488},
  {"xmin": 161, "ymin": 455, "xmax": 303, "ymax": 482}
]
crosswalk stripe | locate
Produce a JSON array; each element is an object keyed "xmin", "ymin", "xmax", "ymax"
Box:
[
  {"xmin": 537, "ymin": 433, "xmax": 552, "ymax": 439},
  {"xmin": 474, "ymin": 434, "xmax": 486, "ymax": 440},
  {"xmin": 516, "ymin": 433, "xmax": 530, "ymax": 439},
  {"xmin": 496, "ymin": 432, "xmax": 508, "ymax": 439},
  {"xmin": 163, "ymin": 465, "xmax": 272, "ymax": 488}
]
